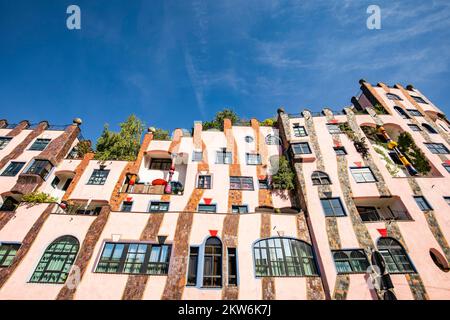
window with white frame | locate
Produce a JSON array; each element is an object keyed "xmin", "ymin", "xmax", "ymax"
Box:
[
  {"xmin": 411, "ymin": 95, "xmax": 427, "ymax": 104},
  {"xmin": 350, "ymin": 167, "xmax": 376, "ymax": 183},
  {"xmin": 0, "ymin": 137, "xmax": 12, "ymax": 150},
  {"xmin": 326, "ymin": 124, "xmax": 341, "ymax": 134},
  {"xmin": 265, "ymin": 134, "xmax": 280, "ymax": 145},
  {"xmin": 320, "ymin": 198, "xmax": 346, "ymax": 217},
  {"xmin": 425, "ymin": 143, "xmax": 449, "ymax": 154},
  {"xmin": 192, "ymin": 151, "xmax": 203, "ymax": 162},
  {"xmin": 230, "ymin": 176, "xmax": 254, "ymax": 190},
  {"xmin": 87, "ymin": 169, "xmax": 110, "ymax": 185},
  {"xmin": 149, "ymin": 201, "xmax": 169, "ymax": 212},
  {"xmin": 1, "ymin": 161, "xmax": 25, "ymax": 177},
  {"xmin": 293, "ymin": 124, "xmax": 307, "ymax": 137},
  {"xmin": 246, "ymin": 153, "xmax": 261, "ymax": 165},
  {"xmin": 216, "ymin": 148, "xmax": 232, "ymax": 164},
  {"xmin": 29, "ymin": 138, "xmax": 51, "ymax": 151},
  {"xmin": 197, "ymin": 175, "xmax": 212, "ymax": 189},
  {"xmin": 292, "ymin": 142, "xmax": 312, "ymax": 154},
  {"xmin": 407, "ymin": 109, "xmax": 423, "ymax": 117}
]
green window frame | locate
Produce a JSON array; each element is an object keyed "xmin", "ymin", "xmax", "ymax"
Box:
[
  {"xmin": 30, "ymin": 236, "xmax": 79, "ymax": 283},
  {"xmin": 0, "ymin": 242, "xmax": 21, "ymax": 267}
]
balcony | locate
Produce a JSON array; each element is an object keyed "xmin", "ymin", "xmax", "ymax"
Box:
[
  {"xmin": 120, "ymin": 181, "xmax": 184, "ymax": 195},
  {"xmin": 354, "ymin": 196, "xmax": 412, "ymax": 222},
  {"xmin": 53, "ymin": 201, "xmax": 106, "ymax": 216}
]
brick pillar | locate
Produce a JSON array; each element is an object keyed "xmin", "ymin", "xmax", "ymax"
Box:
[
  {"xmin": 6, "ymin": 120, "xmax": 30, "ymax": 137},
  {"xmin": 0, "ymin": 121, "xmax": 46, "ymax": 172},
  {"xmin": 38, "ymin": 123, "xmax": 80, "ymax": 165}
]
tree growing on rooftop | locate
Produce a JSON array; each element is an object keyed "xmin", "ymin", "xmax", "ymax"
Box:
[
  {"xmin": 203, "ymin": 108, "xmax": 239, "ymax": 130},
  {"xmin": 95, "ymin": 114, "xmax": 145, "ymax": 161},
  {"xmin": 271, "ymin": 155, "xmax": 295, "ymax": 190}
]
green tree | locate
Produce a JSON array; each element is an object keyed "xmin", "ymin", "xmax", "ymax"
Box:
[
  {"xmin": 74, "ymin": 140, "xmax": 93, "ymax": 158},
  {"xmin": 152, "ymin": 128, "xmax": 170, "ymax": 140},
  {"xmin": 397, "ymin": 132, "xmax": 431, "ymax": 175},
  {"xmin": 271, "ymin": 156, "xmax": 295, "ymax": 190},
  {"xmin": 203, "ymin": 108, "xmax": 239, "ymax": 130},
  {"xmin": 95, "ymin": 114, "xmax": 145, "ymax": 161}
]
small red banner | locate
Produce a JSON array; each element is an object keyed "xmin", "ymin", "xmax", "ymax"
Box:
[
  {"xmin": 209, "ymin": 230, "xmax": 218, "ymax": 237},
  {"xmin": 377, "ymin": 228, "xmax": 387, "ymax": 237},
  {"xmin": 354, "ymin": 161, "xmax": 363, "ymax": 167},
  {"xmin": 203, "ymin": 198, "xmax": 212, "ymax": 205}
]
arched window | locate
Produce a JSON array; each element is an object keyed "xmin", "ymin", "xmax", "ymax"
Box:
[
  {"xmin": 311, "ymin": 171, "xmax": 331, "ymax": 185},
  {"xmin": 253, "ymin": 237, "xmax": 318, "ymax": 277},
  {"xmin": 394, "ymin": 106, "xmax": 410, "ymax": 119},
  {"xmin": 377, "ymin": 238, "xmax": 415, "ymax": 273},
  {"xmin": 203, "ymin": 237, "xmax": 222, "ymax": 287},
  {"xmin": 386, "ymin": 93, "xmax": 402, "ymax": 101},
  {"xmin": 30, "ymin": 235, "xmax": 79, "ymax": 283},
  {"xmin": 422, "ymin": 123, "xmax": 438, "ymax": 134},
  {"xmin": 333, "ymin": 250, "xmax": 369, "ymax": 274},
  {"xmin": 265, "ymin": 134, "xmax": 280, "ymax": 145}
]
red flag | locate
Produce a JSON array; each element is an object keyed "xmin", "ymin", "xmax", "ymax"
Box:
[
  {"xmin": 209, "ymin": 230, "xmax": 218, "ymax": 237},
  {"xmin": 377, "ymin": 229, "xmax": 387, "ymax": 237},
  {"xmin": 204, "ymin": 198, "xmax": 212, "ymax": 205},
  {"xmin": 354, "ymin": 161, "xmax": 362, "ymax": 167}
]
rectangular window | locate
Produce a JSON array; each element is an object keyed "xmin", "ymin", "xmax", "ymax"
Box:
[
  {"xmin": 96, "ymin": 242, "xmax": 171, "ymax": 275},
  {"xmin": 51, "ymin": 176, "xmax": 60, "ymax": 188},
  {"xmin": 29, "ymin": 138, "xmax": 51, "ymax": 151},
  {"xmin": 333, "ymin": 146, "xmax": 347, "ymax": 155},
  {"xmin": 293, "ymin": 124, "xmax": 307, "ymax": 137},
  {"xmin": 230, "ymin": 176, "xmax": 254, "ymax": 190},
  {"xmin": 216, "ymin": 149, "xmax": 232, "ymax": 164},
  {"xmin": 320, "ymin": 198, "xmax": 346, "ymax": 217},
  {"xmin": 232, "ymin": 205, "xmax": 248, "ymax": 214},
  {"xmin": 149, "ymin": 158, "xmax": 172, "ymax": 170},
  {"xmin": 187, "ymin": 247, "xmax": 199, "ymax": 286},
  {"xmin": 258, "ymin": 179, "xmax": 270, "ymax": 189},
  {"xmin": 197, "ymin": 175, "xmax": 212, "ymax": 189},
  {"xmin": 246, "ymin": 153, "xmax": 261, "ymax": 165},
  {"xmin": 198, "ymin": 204, "xmax": 217, "ymax": 213},
  {"xmin": 0, "ymin": 137, "xmax": 12, "ymax": 150},
  {"xmin": 443, "ymin": 164, "xmax": 450, "ymax": 173},
  {"xmin": 87, "ymin": 169, "xmax": 110, "ymax": 185},
  {"xmin": 414, "ymin": 196, "xmax": 432, "ymax": 211},
  {"xmin": 425, "ymin": 143, "xmax": 450, "ymax": 154},
  {"xmin": 411, "ymin": 95, "xmax": 427, "ymax": 104},
  {"xmin": 149, "ymin": 201, "xmax": 169, "ymax": 212},
  {"xmin": 327, "ymin": 124, "xmax": 341, "ymax": 134},
  {"xmin": 1, "ymin": 161, "xmax": 25, "ymax": 177},
  {"xmin": 292, "ymin": 142, "xmax": 312, "ymax": 155},
  {"xmin": 24, "ymin": 159, "xmax": 53, "ymax": 180},
  {"xmin": 192, "ymin": 151, "xmax": 203, "ymax": 162},
  {"xmin": 121, "ymin": 201, "xmax": 133, "ymax": 212},
  {"xmin": 408, "ymin": 124, "xmax": 422, "ymax": 132},
  {"xmin": 407, "ymin": 109, "xmax": 423, "ymax": 117},
  {"xmin": 228, "ymin": 248, "xmax": 238, "ymax": 286},
  {"xmin": 332, "ymin": 250, "xmax": 369, "ymax": 274},
  {"xmin": 0, "ymin": 243, "xmax": 20, "ymax": 267},
  {"xmin": 350, "ymin": 167, "xmax": 377, "ymax": 183},
  {"xmin": 444, "ymin": 197, "xmax": 450, "ymax": 206}
]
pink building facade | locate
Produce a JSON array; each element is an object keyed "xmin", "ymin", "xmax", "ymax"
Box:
[{"xmin": 0, "ymin": 80, "xmax": 449, "ymax": 300}]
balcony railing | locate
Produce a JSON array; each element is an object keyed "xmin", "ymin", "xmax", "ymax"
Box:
[
  {"xmin": 53, "ymin": 204, "xmax": 103, "ymax": 216},
  {"xmin": 121, "ymin": 182, "xmax": 184, "ymax": 195},
  {"xmin": 357, "ymin": 208, "xmax": 411, "ymax": 222}
]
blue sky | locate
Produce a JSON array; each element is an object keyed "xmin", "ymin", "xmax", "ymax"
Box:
[{"xmin": 1, "ymin": 0, "xmax": 449, "ymax": 141}]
